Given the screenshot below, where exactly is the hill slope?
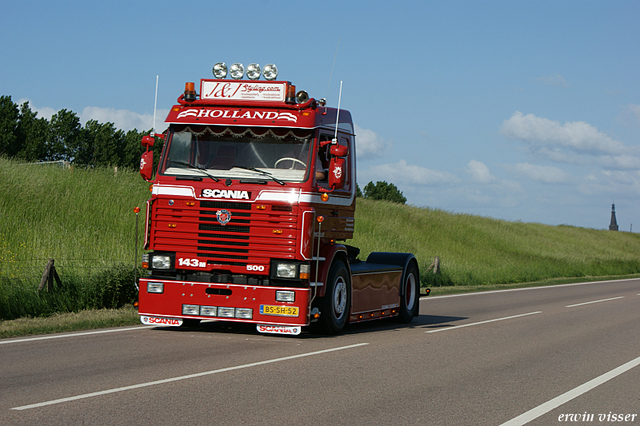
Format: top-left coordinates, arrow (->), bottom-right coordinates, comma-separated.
2,157 -> 640,289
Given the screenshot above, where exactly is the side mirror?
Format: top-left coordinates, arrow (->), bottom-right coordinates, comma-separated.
328,157 -> 346,189
140,150 -> 154,181
141,135 -> 155,148
327,144 -> 348,190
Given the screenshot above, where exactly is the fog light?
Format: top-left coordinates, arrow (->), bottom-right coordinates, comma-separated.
246,63 -> 261,80
200,306 -> 217,317
147,282 -> 164,294
182,304 -> 199,315
263,64 -> 278,80
276,290 -> 295,302
218,307 -> 235,318
230,63 -> 244,79
236,308 -> 253,319
212,62 -> 228,79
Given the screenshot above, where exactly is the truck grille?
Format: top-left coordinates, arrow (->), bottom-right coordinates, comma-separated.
152,199 -> 298,268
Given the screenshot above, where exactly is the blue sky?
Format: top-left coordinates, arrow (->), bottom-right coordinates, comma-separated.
2,0 -> 640,230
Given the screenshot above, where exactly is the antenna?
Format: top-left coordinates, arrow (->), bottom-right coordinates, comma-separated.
152,75 -> 159,134
333,80 -> 343,142
325,36 -> 341,101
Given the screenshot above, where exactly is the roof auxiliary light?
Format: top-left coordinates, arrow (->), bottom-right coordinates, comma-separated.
263,64 -> 278,80
212,62 -> 228,79
230,63 -> 244,80
246,63 -> 261,80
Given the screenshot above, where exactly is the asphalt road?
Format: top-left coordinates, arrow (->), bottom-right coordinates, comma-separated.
1,279 -> 638,426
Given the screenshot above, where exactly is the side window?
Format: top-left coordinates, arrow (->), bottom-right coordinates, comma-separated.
339,136 -> 350,191
315,134 -> 332,184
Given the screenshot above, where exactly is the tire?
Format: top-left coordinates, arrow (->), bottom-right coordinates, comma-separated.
319,260 -> 351,334
399,261 -> 419,323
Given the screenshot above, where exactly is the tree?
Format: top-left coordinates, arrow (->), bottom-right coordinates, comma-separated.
16,102 -> 48,162
47,109 -> 80,161
362,181 -> 407,204
0,96 -> 19,157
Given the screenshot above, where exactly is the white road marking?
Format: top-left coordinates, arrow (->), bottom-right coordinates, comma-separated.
11,343 -> 369,410
422,278 -> 639,300
0,326 -> 150,345
499,354 -> 640,426
565,296 -> 624,308
425,311 -> 542,333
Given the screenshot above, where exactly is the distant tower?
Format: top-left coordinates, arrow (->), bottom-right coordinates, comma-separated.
609,203 -> 619,231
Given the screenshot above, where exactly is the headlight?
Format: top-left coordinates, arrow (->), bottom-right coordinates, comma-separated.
182,304 -> 199,315
276,262 -> 297,279
147,282 -> 164,294
151,254 -> 172,270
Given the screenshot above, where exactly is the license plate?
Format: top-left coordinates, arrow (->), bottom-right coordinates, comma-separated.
260,305 -> 299,317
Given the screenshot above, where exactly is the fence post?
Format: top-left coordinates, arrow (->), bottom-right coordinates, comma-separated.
38,258 -> 62,291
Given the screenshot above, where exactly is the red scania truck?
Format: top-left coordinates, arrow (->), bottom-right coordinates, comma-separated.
137,62 -> 421,335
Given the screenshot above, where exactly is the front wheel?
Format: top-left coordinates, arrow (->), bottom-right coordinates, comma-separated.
399,261 -> 419,323
319,260 -> 351,334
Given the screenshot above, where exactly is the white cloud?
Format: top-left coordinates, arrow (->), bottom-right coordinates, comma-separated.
617,103 -> 640,127
501,111 -> 640,169
504,162 -> 571,184
16,98 -> 166,132
354,124 -> 391,159
465,160 -> 498,184
80,106 -> 168,132
535,73 -> 568,88
359,159 -> 458,186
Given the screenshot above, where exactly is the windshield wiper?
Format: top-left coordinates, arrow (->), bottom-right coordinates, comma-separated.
233,166 -> 286,186
170,161 -> 219,182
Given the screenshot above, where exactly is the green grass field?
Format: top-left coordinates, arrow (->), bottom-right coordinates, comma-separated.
2,156 -> 640,324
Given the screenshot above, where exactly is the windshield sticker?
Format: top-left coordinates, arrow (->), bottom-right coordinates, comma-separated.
176,108 -> 297,123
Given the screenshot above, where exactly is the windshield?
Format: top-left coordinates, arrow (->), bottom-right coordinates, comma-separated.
160,125 -> 313,183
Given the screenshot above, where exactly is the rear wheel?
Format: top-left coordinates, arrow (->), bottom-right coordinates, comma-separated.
399,261 -> 419,323
319,260 -> 350,334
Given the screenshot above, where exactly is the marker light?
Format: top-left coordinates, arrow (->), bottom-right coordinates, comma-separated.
213,62 -> 228,79
246,63 -> 261,80
263,64 -> 278,80
285,84 -> 296,103
184,82 -> 196,102
134,207 -> 140,214
230,63 -> 244,79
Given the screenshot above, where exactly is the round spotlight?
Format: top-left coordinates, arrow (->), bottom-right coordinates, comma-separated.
296,90 -> 309,104
212,62 -> 228,79
246,63 -> 261,80
229,63 -> 244,80
263,64 -> 279,81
